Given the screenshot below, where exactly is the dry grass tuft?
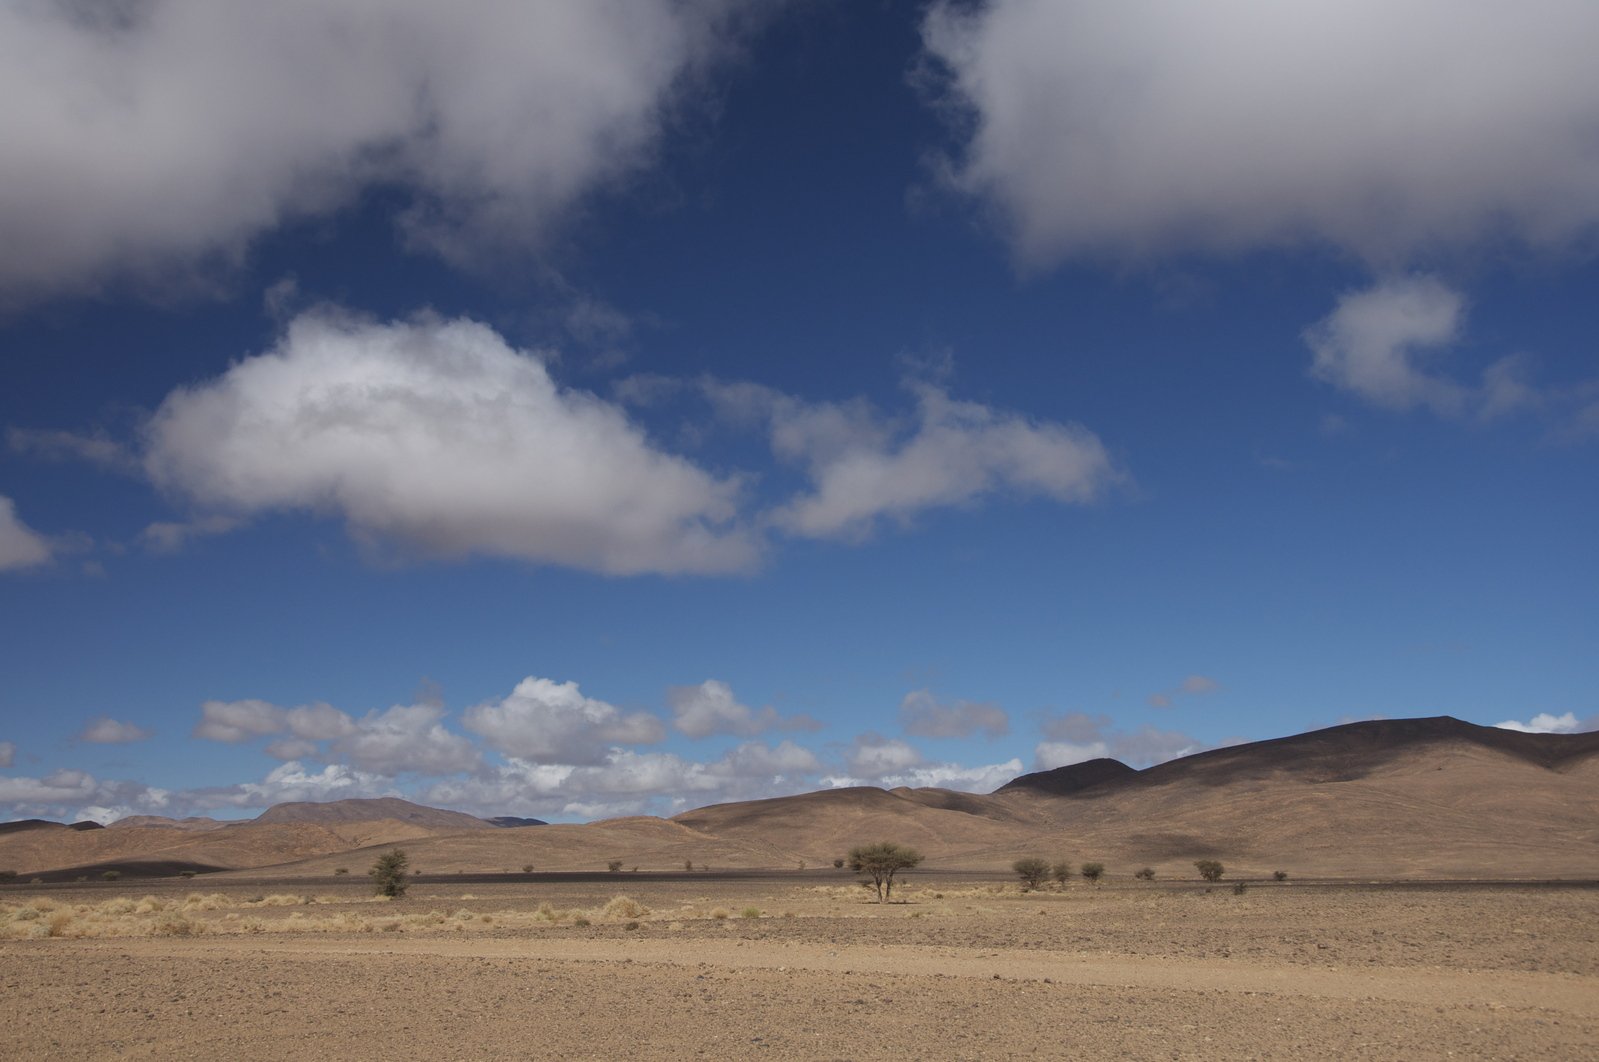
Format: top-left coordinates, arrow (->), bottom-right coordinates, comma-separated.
597,896 -> 650,921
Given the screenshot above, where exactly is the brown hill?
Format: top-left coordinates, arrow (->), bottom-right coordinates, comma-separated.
3,716 -> 1595,880
253,797 -> 492,831
108,815 -> 227,831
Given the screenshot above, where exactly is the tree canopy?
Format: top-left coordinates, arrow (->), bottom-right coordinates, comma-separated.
848,841 -> 924,902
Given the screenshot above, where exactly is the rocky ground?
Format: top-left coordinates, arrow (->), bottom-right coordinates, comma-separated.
3,874 -> 1595,1059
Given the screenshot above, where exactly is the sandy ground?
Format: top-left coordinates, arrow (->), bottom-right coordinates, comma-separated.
3,875 -> 1596,1059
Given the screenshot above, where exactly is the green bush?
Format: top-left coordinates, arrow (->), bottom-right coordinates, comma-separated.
607,860 -> 623,873
334,867 -> 349,876
1134,867 -> 1155,881
1080,862 -> 1105,884
369,849 -> 410,898
1194,859 -> 1224,882
101,869 -> 121,881
179,870 -> 196,879
523,864 -> 535,874
1013,857 -> 1050,891
833,858 -> 844,869
1233,881 -> 1249,895
1273,870 -> 1288,882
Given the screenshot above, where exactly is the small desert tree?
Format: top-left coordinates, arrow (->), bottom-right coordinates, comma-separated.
1080,862 -> 1105,884
1134,867 -> 1155,881
1051,861 -> 1073,886
1013,857 -> 1050,891
848,841 -> 923,903
1273,870 -> 1288,882
370,849 -> 409,898
1194,859 -> 1224,882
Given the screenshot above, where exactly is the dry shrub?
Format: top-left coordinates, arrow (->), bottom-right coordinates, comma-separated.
598,896 -> 649,921
709,907 -> 730,920
152,914 -> 196,937
182,892 -> 230,910
258,894 -> 308,907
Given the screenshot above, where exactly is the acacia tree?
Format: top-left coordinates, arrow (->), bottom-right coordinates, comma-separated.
370,849 -> 409,898
1194,859 -> 1225,882
848,842 -> 923,903
1013,857 -> 1050,891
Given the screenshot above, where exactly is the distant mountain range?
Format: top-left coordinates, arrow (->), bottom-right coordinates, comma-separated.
2,716 -> 1594,881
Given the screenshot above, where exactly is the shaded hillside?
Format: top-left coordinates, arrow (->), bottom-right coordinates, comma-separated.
1119,716 -> 1599,790
0,819 -> 103,837
255,797 -> 492,831
998,757 -> 1136,796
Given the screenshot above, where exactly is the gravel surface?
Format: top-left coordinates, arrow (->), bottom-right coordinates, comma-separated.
4,877 -> 1595,1059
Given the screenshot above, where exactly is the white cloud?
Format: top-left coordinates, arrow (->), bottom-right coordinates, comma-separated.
193,695 -> 473,776
715,380 -> 1118,539
923,1 -> 1599,266
879,759 -> 1023,793
0,740 -> 14,768
142,309 -> 756,575
898,689 -> 1008,739
77,717 -> 153,745
845,733 -> 925,778
0,768 -> 170,823
337,703 -> 480,777
193,699 -> 288,743
0,496 -> 53,571
1035,711 -> 1203,769
463,677 -> 664,765
1033,740 -> 1111,771
1494,712 -> 1582,735
264,738 -> 319,762
1305,276 -> 1469,414
1113,724 -> 1205,766
237,762 -> 390,807
667,679 -> 817,738
1304,277 -> 1599,429
422,739 -> 824,820
0,0 -> 755,304
284,703 -> 359,742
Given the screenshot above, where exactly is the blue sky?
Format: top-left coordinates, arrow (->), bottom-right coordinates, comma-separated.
1,1 -> 1594,824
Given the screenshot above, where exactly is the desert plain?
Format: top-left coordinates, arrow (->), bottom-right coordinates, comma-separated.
4,872 -> 1597,1060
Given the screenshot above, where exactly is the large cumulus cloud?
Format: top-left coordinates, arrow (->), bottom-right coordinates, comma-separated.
0,0 -> 754,303
923,1 -> 1599,265
142,310 -> 757,575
